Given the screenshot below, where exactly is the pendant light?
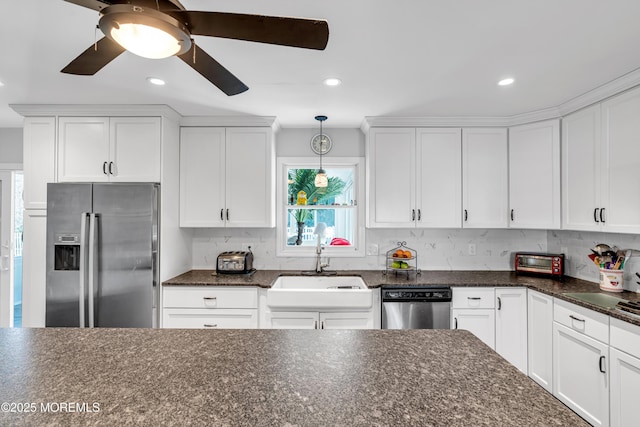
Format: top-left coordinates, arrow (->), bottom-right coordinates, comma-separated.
314,115 -> 328,188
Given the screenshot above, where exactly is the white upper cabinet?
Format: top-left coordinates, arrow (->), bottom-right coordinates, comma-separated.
179,127 -> 226,227
367,128 -> 416,227
23,116 -> 56,210
563,86 -> 640,233
600,87 -> 640,233
179,127 -> 275,228
508,120 -> 560,229
462,128 -> 509,228
416,128 -> 462,228
225,128 -> 275,228
367,127 -> 461,228
57,117 -> 161,183
562,104 -> 603,231
109,117 -> 162,182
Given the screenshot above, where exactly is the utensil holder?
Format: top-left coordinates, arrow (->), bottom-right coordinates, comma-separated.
599,268 -> 624,292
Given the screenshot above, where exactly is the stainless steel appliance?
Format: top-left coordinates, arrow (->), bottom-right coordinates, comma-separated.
46,183 -> 159,328
216,250 -> 254,274
515,252 -> 564,278
381,286 -> 452,329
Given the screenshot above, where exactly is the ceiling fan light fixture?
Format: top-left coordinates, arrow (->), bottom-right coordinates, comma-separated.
99,5 -> 192,59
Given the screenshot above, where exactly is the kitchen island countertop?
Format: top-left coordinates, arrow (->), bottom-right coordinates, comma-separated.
0,328 -> 587,426
164,269 -> 640,326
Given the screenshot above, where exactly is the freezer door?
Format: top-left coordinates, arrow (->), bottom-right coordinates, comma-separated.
46,183 -> 92,327
92,184 -> 158,327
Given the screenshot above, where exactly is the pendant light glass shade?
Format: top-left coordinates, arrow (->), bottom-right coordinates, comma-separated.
314,115 -> 328,188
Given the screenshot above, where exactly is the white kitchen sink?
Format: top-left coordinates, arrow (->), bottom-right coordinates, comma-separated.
267,275 -> 373,309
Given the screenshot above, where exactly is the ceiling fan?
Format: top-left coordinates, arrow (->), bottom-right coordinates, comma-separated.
61,0 -> 330,95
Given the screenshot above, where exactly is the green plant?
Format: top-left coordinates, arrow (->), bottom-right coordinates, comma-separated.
288,168 -> 346,224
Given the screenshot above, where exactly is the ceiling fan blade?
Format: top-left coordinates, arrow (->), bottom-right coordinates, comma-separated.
172,11 -> 329,50
177,44 -> 248,96
61,37 -> 126,75
63,0 -> 114,11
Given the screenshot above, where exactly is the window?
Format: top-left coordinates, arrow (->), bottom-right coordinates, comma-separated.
276,157 -> 365,257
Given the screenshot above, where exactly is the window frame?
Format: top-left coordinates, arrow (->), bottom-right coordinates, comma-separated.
276,157 -> 365,257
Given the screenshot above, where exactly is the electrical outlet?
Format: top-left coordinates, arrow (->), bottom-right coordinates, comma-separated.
366,244 -> 379,256
242,243 -> 254,252
468,243 -> 476,256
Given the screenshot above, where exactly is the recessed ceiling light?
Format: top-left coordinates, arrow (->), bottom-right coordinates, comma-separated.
146,77 -> 166,86
498,78 -> 515,86
323,77 -> 341,87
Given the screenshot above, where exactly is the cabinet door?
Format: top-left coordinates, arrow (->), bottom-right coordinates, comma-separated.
452,308 -> 495,349
561,104 -> 601,231
527,290 -> 553,392
610,347 -> 640,427
58,117 -> 110,182
109,117 -> 161,182
462,128 -> 508,228
509,120 -> 560,229
416,128 -> 461,228
225,128 -> 274,227
495,288 -> 527,373
601,86 -> 640,233
21,210 -> 47,327
265,311 -> 318,329
367,128 -> 416,227
23,117 -> 56,210
179,127 -> 225,227
320,311 -> 373,329
553,322 -> 609,427
162,308 -> 258,329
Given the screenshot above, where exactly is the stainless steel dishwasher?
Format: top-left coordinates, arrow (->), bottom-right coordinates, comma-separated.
381,286 -> 452,329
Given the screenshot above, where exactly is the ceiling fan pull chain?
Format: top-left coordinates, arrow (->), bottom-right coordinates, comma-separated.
192,40 -> 196,63
155,0 -> 159,10
94,25 -> 99,51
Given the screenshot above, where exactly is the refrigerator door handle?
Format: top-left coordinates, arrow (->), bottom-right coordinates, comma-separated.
79,213 -> 89,328
88,213 -> 97,328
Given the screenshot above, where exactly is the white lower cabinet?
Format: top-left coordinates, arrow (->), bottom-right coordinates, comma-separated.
609,317 -> 640,427
452,308 -> 495,348
495,287 -> 528,373
527,290 -> 553,392
451,287 -> 496,349
265,310 -> 374,330
162,286 -> 258,329
553,298 -> 609,427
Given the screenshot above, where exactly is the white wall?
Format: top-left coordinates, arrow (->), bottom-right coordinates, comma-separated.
0,128 -> 23,165
547,230 -> 640,291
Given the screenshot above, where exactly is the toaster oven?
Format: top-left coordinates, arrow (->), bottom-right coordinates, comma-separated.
515,252 -> 564,278
216,250 -> 254,274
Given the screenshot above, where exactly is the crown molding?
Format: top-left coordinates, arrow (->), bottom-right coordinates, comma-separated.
362,67 -> 640,131
180,115 -> 280,132
9,104 -> 182,121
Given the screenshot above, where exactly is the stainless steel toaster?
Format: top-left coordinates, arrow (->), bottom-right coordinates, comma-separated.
216,250 -> 254,274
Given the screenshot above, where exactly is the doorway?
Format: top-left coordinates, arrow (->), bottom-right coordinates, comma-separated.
0,170 -> 22,328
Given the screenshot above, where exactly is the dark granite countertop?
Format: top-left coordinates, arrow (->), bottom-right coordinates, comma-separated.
164,269 -> 640,326
0,328 -> 586,426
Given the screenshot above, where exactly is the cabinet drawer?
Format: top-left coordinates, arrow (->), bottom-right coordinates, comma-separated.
163,308 -> 258,329
611,317 -> 640,357
163,286 -> 258,309
553,297 -> 609,343
452,287 -> 495,309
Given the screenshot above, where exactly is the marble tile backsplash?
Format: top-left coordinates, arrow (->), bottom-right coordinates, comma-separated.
191,228 -> 548,272
547,230 -> 640,292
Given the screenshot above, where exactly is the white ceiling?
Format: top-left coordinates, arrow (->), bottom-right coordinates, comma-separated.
2,0 -> 640,128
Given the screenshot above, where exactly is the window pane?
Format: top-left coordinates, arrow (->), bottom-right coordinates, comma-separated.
286,208 -> 355,247
287,167 -> 354,206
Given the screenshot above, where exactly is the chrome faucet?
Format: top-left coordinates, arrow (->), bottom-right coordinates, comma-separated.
315,241 -> 330,273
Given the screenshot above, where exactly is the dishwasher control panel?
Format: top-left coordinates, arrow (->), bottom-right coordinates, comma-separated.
381,286 -> 452,302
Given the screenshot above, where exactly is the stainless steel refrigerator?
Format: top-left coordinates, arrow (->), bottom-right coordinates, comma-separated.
46,183 -> 159,328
